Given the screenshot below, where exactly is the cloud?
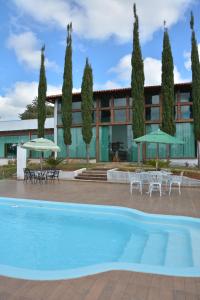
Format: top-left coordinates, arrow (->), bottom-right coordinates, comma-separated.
184,43 -> 200,70
109,54 -> 189,86
12,0 -> 193,42
94,80 -> 123,90
0,81 -> 61,120
7,31 -> 59,70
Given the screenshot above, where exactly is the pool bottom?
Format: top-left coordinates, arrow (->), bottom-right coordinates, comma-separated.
0,197 -> 200,280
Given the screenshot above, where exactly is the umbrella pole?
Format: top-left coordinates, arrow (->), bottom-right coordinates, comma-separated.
40,153 -> 43,170
137,143 -> 141,165
156,143 -> 159,170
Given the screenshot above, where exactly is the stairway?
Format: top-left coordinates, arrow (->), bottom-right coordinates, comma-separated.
119,230 -> 193,268
75,169 -> 108,181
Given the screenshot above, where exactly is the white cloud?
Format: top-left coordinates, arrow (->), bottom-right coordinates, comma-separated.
94,80 -> 123,90
184,43 -> 200,70
12,0 -> 193,42
109,54 -> 189,86
0,81 -> 61,120
7,31 -> 58,70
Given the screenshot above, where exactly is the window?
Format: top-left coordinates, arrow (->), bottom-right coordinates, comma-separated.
5,143 -> 17,158
100,110 -> 111,122
100,97 -> 110,108
145,94 -> 159,104
92,111 -> 96,123
179,92 -> 191,102
114,109 -> 126,122
72,101 -> 81,109
114,98 -> 126,107
180,106 -> 193,119
145,107 -> 160,121
72,112 -> 82,124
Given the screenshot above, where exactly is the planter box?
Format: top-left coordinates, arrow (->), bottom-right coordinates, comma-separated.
59,168 -> 86,180
107,169 -> 200,187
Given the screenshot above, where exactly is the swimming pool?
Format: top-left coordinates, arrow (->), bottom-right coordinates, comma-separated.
0,197 -> 200,280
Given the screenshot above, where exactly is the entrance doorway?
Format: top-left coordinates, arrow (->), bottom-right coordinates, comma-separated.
110,125 -> 128,161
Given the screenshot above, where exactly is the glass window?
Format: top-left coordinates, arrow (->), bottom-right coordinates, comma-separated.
180,92 -> 191,102
100,97 -> 110,108
72,112 -> 82,124
180,106 -> 193,119
5,143 -> 17,158
72,101 -> 81,109
145,107 -> 160,121
145,94 -> 159,104
114,109 -> 126,122
92,111 -> 96,123
100,110 -> 111,122
114,98 -> 126,107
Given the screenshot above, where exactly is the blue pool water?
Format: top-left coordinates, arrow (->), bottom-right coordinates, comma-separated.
0,197 -> 200,280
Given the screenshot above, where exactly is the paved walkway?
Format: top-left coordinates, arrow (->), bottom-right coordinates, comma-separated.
0,179 -> 200,300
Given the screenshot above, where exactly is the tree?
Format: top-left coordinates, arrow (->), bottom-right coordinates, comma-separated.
81,58 -> 93,162
190,12 -> 200,167
37,45 -> 47,138
61,23 -> 73,159
19,98 -> 53,120
161,22 -> 175,160
161,22 -> 175,136
131,4 -> 145,162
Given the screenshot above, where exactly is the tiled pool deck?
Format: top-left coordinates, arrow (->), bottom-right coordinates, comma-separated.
0,179 -> 200,300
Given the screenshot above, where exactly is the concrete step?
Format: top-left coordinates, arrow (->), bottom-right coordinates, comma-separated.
75,169 -> 107,181
75,175 -> 107,181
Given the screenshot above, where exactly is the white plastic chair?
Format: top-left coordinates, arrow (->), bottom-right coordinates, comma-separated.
168,172 -> 184,195
128,171 -> 142,194
148,173 -> 163,197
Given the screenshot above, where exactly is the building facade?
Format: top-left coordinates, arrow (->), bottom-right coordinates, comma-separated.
47,82 -> 196,162
0,118 -> 54,163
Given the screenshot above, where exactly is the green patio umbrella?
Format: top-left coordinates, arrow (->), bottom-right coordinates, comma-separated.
21,138 -> 60,170
134,129 -> 184,169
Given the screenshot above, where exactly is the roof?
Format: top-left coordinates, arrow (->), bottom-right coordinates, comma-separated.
46,82 -> 192,103
0,118 -> 54,132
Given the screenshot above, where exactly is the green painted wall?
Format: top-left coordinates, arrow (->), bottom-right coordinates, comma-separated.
57,127 -> 96,158
0,134 -> 54,159
145,123 -> 195,159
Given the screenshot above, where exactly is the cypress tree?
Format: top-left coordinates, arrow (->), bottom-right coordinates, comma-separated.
190,12 -> 200,167
37,45 -> 47,138
161,23 -> 175,136
61,23 -> 73,159
131,4 -> 145,163
81,58 -> 93,163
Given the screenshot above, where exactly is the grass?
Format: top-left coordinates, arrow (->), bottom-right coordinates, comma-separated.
0,164 -> 16,179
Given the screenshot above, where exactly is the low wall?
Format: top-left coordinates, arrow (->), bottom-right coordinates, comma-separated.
107,169 -> 200,187
59,168 -> 86,180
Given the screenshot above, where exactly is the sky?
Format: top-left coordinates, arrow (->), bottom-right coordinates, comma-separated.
0,0 -> 200,120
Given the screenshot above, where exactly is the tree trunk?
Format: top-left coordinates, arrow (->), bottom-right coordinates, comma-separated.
198,140 -> 200,168
66,145 -> 70,161
86,144 -> 90,163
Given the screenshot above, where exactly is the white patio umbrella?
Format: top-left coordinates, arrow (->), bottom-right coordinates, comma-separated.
21,138 -> 60,170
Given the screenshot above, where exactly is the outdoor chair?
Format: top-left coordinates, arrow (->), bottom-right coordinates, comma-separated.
168,171 -> 184,196
148,173 -> 163,197
128,171 -> 142,194
35,170 -> 47,184
46,169 -> 60,182
23,168 -> 36,183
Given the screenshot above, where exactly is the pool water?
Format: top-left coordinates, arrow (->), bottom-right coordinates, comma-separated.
0,197 -> 200,280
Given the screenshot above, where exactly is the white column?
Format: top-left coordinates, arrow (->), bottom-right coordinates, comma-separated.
17,145 -> 27,180
54,99 -> 58,158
